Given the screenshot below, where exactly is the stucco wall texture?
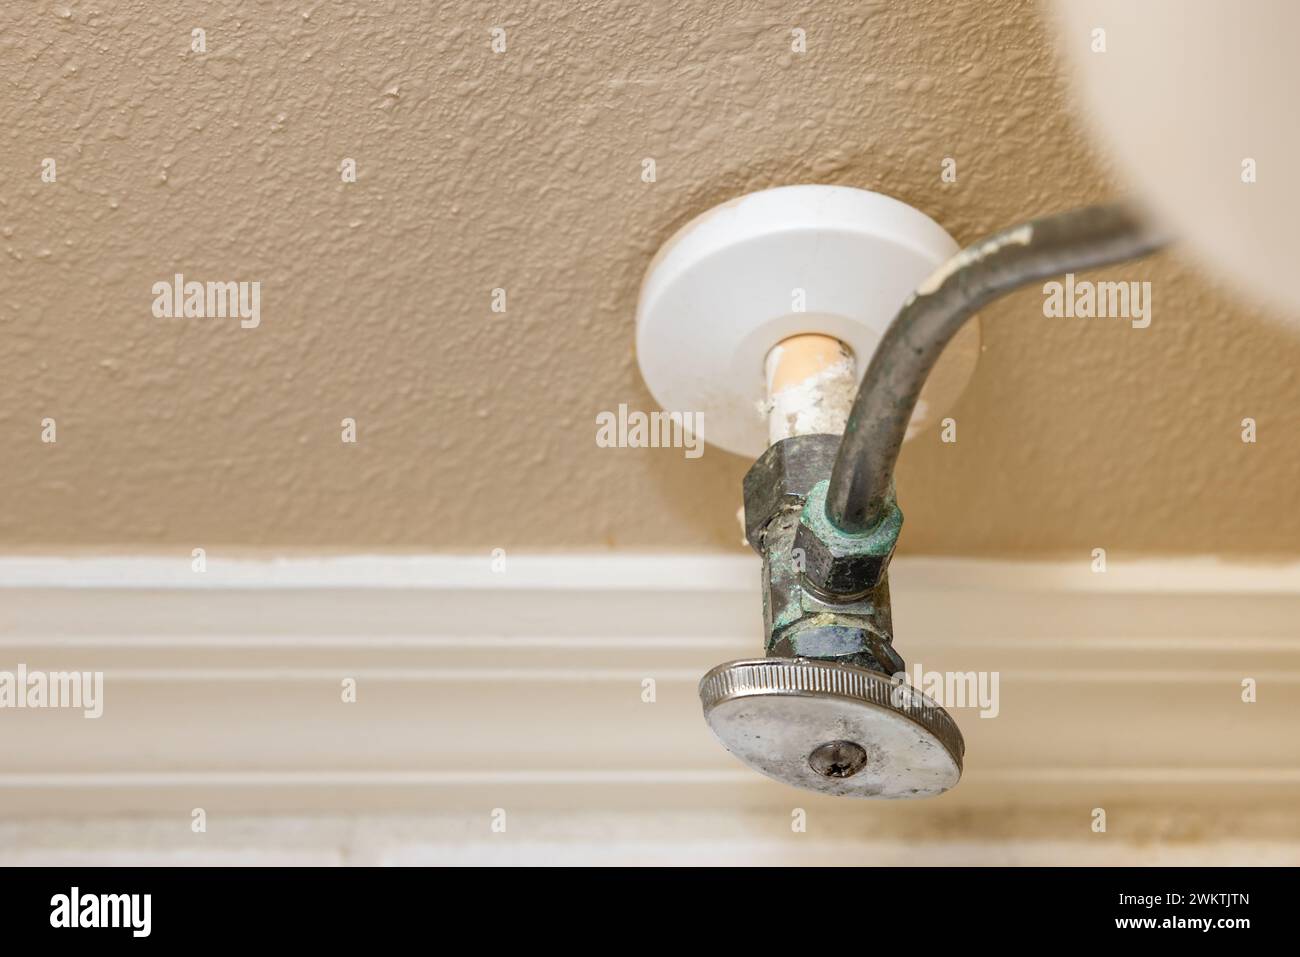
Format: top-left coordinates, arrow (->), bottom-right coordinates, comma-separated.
2,1 -> 1298,555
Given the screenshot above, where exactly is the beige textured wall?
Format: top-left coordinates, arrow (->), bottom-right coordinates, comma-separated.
2,0 -> 1297,554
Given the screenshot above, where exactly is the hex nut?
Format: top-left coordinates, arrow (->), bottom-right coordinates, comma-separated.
741,434 -> 840,553
760,509 -> 901,674
795,479 -> 902,598
770,618 -> 905,676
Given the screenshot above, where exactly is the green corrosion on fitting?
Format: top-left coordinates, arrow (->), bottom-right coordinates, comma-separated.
795,479 -> 903,600
759,501 -> 903,675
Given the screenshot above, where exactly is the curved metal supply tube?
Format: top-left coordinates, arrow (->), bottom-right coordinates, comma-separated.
825,204 -> 1172,535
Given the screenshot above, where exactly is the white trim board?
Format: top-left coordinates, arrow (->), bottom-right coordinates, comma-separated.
2,552 -> 1300,592
0,553 -> 1297,817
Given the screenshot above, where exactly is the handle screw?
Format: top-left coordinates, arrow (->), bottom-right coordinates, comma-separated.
809,740 -> 868,778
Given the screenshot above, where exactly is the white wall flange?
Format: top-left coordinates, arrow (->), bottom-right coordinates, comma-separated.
636,184 -> 980,458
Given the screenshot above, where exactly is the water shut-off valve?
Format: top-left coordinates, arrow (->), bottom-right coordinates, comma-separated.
636,185 -> 1166,798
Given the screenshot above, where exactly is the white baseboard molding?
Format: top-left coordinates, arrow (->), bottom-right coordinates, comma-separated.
1,553 -> 1298,817
6,809 -> 1300,866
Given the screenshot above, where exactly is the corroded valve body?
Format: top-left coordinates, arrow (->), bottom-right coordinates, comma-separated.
700,431 -> 965,799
